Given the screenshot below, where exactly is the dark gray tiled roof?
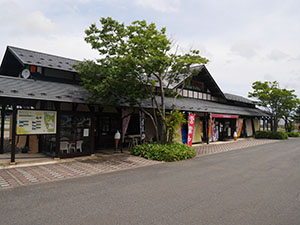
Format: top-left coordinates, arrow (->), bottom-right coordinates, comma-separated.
0,75 -> 267,117
224,93 -> 253,104
0,75 -> 89,103
141,96 -> 268,117
8,46 -> 79,73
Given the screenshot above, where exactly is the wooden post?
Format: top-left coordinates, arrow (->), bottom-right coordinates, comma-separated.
11,105 -> 17,163
251,118 -> 255,136
90,105 -> 95,155
270,117 -> 273,131
0,105 -> 5,154
54,102 -> 61,158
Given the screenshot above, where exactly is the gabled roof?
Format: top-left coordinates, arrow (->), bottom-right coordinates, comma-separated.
3,46 -> 79,73
171,65 -> 225,99
0,75 -> 268,117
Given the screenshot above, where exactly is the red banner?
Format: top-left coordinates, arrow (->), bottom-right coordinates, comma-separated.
211,114 -> 239,119
188,114 -> 195,146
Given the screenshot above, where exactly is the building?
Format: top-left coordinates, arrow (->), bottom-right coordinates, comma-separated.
0,46 -> 269,162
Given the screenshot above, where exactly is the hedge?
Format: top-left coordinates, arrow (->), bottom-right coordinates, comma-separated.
287,132 -> 300,137
129,143 -> 196,162
255,131 -> 288,139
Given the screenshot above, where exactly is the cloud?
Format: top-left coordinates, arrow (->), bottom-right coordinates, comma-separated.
230,40 -> 261,59
267,49 -> 289,61
134,0 -> 181,12
14,11 -> 59,35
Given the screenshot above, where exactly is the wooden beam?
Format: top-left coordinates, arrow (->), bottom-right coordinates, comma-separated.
54,102 -> 61,158
251,118 -> 255,136
90,106 -> 95,155
11,104 -> 17,163
0,105 -> 5,154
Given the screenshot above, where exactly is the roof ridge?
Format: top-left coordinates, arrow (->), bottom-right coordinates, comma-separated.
8,46 -> 81,62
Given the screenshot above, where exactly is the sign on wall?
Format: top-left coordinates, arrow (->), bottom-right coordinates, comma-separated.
17,110 -> 57,135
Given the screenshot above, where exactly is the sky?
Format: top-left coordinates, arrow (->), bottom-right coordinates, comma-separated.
1,0 -> 300,98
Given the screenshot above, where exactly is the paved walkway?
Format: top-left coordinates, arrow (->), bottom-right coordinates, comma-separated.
0,139 -> 280,190
0,155 -> 161,189
194,138 -> 279,157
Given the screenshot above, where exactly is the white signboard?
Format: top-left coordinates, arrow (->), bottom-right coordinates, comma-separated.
17,110 -> 57,135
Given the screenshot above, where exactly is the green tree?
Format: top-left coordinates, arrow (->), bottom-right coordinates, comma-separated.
248,81 -> 299,131
293,105 -> 300,122
75,17 -> 208,144
280,89 -> 299,132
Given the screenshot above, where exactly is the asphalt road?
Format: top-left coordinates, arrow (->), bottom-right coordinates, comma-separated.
1,139 -> 300,225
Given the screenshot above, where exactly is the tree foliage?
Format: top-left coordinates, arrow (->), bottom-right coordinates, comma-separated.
75,17 -> 208,143
248,81 -> 299,131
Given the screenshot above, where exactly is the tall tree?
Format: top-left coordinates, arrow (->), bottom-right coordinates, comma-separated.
280,89 -> 299,132
293,105 -> 300,122
75,17 -> 208,144
248,81 -> 299,131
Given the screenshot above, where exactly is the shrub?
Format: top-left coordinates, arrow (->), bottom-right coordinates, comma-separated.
255,131 -> 271,139
287,132 -> 300,137
255,130 -> 288,139
269,131 -> 288,139
129,143 -> 196,162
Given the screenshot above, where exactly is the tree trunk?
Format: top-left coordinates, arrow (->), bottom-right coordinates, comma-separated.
273,118 -> 278,131
284,118 -> 288,132
161,122 -> 167,144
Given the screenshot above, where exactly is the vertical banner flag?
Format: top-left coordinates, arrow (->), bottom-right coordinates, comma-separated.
122,109 -> 131,143
208,114 -> 212,138
188,113 -> 195,146
236,119 -> 243,137
139,111 -> 146,143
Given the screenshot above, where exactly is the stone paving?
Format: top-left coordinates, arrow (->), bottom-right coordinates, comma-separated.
0,139 -> 280,190
0,155 -> 161,189
194,138 -> 279,157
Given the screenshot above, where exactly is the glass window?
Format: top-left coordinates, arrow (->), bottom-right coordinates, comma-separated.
198,92 -> 203,99
207,94 -> 211,100
60,113 -> 91,155
193,91 -> 198,98
183,89 -> 188,97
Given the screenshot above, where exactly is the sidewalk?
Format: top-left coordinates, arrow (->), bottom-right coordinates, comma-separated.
0,154 -> 161,189
194,138 -> 279,157
0,138 -> 279,189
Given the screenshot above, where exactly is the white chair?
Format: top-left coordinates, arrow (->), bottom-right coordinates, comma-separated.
60,141 -> 69,153
76,140 -> 83,152
128,136 -> 139,148
69,140 -> 83,152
